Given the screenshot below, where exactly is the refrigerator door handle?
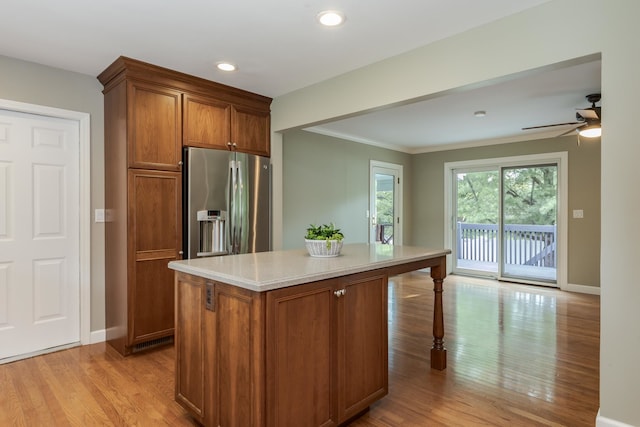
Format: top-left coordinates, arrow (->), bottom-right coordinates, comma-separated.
237,159 -> 244,253
228,158 -> 236,254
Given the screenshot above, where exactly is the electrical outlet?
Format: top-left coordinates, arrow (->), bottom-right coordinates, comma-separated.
573,209 -> 584,219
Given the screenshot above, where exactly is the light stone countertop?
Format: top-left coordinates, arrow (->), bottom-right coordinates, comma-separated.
168,243 -> 450,292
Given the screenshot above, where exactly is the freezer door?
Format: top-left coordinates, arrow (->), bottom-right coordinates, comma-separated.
184,147 -> 231,259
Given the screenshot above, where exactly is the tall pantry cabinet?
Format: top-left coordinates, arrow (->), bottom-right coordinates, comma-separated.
98,57 -> 271,356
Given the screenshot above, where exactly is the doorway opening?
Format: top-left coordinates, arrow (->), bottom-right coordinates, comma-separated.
369,161 -> 403,245
445,153 -> 567,288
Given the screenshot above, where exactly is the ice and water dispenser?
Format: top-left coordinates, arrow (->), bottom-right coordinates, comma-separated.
197,210 -> 227,257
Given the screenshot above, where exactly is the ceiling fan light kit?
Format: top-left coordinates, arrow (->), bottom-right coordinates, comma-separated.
578,124 -> 602,138
522,93 -> 601,141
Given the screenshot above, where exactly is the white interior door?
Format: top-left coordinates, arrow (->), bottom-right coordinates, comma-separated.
369,161 -> 403,245
0,109 -> 80,361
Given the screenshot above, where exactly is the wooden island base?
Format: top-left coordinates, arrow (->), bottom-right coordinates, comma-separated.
170,245 -> 449,426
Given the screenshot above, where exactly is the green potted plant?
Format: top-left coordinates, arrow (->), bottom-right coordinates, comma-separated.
304,223 -> 344,257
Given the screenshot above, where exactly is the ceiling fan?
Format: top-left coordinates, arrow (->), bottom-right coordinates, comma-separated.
522,93 -> 601,138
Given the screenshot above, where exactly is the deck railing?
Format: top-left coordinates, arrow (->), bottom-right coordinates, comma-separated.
457,222 -> 556,267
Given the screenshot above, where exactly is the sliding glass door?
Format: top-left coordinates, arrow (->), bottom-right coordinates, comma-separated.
501,165 -> 557,283
454,169 -> 499,276
453,162 -> 559,286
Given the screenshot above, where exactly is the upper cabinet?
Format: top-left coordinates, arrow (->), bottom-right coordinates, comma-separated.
99,56 -> 272,162
128,80 -> 183,170
231,104 -> 271,157
183,94 -> 271,157
183,93 -> 231,151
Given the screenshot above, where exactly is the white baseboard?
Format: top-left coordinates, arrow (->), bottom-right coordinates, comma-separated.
90,329 -> 106,344
565,283 -> 601,295
596,409 -> 634,427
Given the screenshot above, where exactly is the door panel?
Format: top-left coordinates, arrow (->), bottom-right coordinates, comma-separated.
183,94 -> 231,150
0,110 -> 80,360
453,169 -> 499,276
128,80 -> 182,170
128,169 -> 181,343
337,271 -> 388,421
231,105 -> 270,157
369,162 -> 403,245
266,280 -> 336,427
501,165 -> 558,283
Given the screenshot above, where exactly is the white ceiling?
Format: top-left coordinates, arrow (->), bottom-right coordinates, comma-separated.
1,0 -> 600,151
307,59 -> 602,152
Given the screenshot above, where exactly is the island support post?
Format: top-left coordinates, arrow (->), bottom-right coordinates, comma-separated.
429,257 -> 447,370
389,254 -> 447,370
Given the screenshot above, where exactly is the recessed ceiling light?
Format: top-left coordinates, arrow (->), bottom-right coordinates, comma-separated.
317,10 -> 345,27
216,62 -> 237,72
474,110 -> 487,117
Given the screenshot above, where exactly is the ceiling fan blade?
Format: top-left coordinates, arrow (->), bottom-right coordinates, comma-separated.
577,109 -> 599,120
522,121 -> 581,131
556,123 -> 586,137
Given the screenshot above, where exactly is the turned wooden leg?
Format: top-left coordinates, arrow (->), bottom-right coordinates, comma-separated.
430,258 -> 447,370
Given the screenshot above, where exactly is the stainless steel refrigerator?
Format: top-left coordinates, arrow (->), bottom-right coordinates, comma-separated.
183,147 -> 271,259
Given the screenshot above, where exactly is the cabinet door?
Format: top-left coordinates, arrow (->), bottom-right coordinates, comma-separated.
336,271 -> 388,422
175,274 -> 206,423
231,104 -> 270,157
128,169 -> 182,343
128,80 -> 182,170
211,283 -> 265,427
266,280 -> 338,427
183,94 -> 231,149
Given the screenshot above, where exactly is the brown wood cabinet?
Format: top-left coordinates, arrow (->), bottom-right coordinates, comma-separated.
129,170 -> 181,344
175,273 -> 206,423
183,94 -> 230,151
175,274 -> 265,427
128,80 -> 182,170
98,56 -> 272,356
336,271 -> 388,421
266,279 -> 338,426
174,269 -> 388,427
230,104 -> 271,156
183,94 -> 271,157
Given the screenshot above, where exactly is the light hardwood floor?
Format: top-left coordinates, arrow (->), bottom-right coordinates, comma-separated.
0,273 -> 599,426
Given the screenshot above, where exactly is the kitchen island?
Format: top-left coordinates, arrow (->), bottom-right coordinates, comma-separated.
168,243 -> 450,427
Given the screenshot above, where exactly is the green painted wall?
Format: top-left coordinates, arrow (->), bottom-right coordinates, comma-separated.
282,130 -> 412,249
284,128 -> 601,288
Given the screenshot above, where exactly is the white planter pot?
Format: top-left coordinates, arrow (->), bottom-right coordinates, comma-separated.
304,239 -> 343,257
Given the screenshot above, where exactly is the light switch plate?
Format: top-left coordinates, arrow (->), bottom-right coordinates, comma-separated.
573,209 -> 584,219
95,208 -> 106,222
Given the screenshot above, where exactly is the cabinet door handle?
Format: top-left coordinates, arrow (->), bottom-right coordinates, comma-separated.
178,161 -> 183,166
334,289 -> 346,298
